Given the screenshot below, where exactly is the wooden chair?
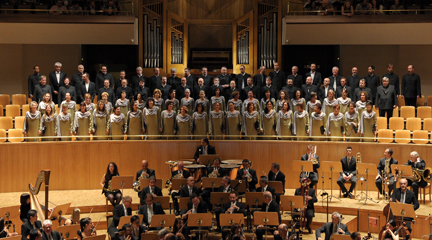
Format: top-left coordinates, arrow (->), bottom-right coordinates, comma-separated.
0,105 -> 3,117
8,129 -> 24,142
0,117 -> 13,131
406,117 -> 421,132
419,183 -> 431,204
412,130 -> 428,144
21,105 -> 30,116
392,106 -> 399,117
339,181 -> 357,198
389,117 -> 404,131
6,105 -> 20,119
376,117 -> 387,130
12,94 -> 27,107
76,104 -> 81,111
394,130 -> 411,144
397,95 -> 405,107
377,129 -> 393,143
427,95 -> 432,107
14,116 -> 25,130
0,129 -> 6,143
0,94 -> 10,107
400,106 -> 415,119
423,118 -> 432,132
373,105 -> 379,116
55,104 -> 60,115
417,106 -> 432,119
416,95 -> 425,107
28,98 -> 32,105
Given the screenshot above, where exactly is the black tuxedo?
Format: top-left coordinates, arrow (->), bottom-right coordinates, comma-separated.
114,79 -> 130,95
405,159 -> 428,198
131,75 -> 147,91
337,156 -> 357,194
305,71 -> 322,87
185,74 -> 196,89
77,81 -> 96,103
318,86 -> 334,103
49,71 -> 66,104
206,167 -> 227,178
236,73 -> 251,90
301,84 -> 319,102
376,85 -> 397,120
156,83 -> 172,100
353,87 -> 372,103
346,75 -> 362,96
256,200 -> 281,240
261,85 -> 278,100
42,230 -> 62,240
282,85 -> 298,101
401,73 -> 421,107
194,145 -> 216,162
329,75 -> 342,89
138,202 -> 165,226
336,85 -> 352,99
197,74 -> 213,87
33,84 -> 53,103
180,185 -> 202,198
71,72 -> 84,87
315,222 -> 350,240
364,74 -> 380,104
58,85 -> 77,104
134,86 -> 150,101
167,76 -> 181,89
288,74 -> 303,89
382,72 -> 400,95
294,187 -> 317,230
193,85 -> 209,100
300,154 -> 320,187
108,204 -> 132,239
95,72 -> 114,90
98,87 -> 115,105
28,73 -> 41,97
140,186 -> 163,205
217,74 -> 233,87
253,73 -> 267,89
147,75 -> 162,95
376,157 -> 398,196
21,220 -> 42,240
115,86 -> 134,101
269,70 -> 286,91
236,168 -> 258,192
243,85 -> 261,101
176,84 -> 192,100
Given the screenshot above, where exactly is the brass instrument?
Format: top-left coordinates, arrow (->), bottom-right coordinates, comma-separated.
133,170 -> 149,192
208,169 -> 218,178
245,170 -> 252,182
300,178 -> 311,230
165,161 -> 184,191
407,167 -> 432,183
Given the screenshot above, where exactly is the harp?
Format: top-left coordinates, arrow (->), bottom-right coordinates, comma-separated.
29,169 -> 51,220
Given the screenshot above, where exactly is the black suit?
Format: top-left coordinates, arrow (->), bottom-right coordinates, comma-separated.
131,75 -> 147,91
353,87 -> 372,103
288,74 -> 303,89
382,72 -> 400,95
226,87 -> 240,101
236,73 -> 251,91
138,202 -> 165,226
261,85 -> 278,100
243,85 -> 261,101
135,169 -> 156,181
156,83 -> 171,100
364,74 -> 380,104
95,72 -> 114,90
170,170 -> 191,212
98,87 -> 115,105
405,159 -> 428,199
282,86 -> 298,101
49,71 -> 66,104
216,201 -> 245,228
194,145 -> 216,162
176,84 -> 192,100
71,72 -> 84,87
28,73 -> 41,97
376,85 -> 397,123
147,76 -> 162,95
77,81 -> 96,103
108,204 -> 132,240
375,157 -> 398,196
336,85 -> 352,99
401,73 -> 421,107
256,185 -> 275,197
206,167 -> 227,178
33,85 -> 53,103
236,168 -> 258,192
315,222 -> 350,240
256,200 -> 281,240
140,186 -> 163,205
21,220 -> 42,240
300,154 -> 320,187
391,188 -> 419,231
197,74 -> 213,87
217,74 -> 233,87
269,70 -> 286,91
115,86 -> 134,101
134,86 -> 150,101
305,71 -> 322,87
329,75 -> 342,89
318,86 -> 334,103
167,76 -> 181,90
337,156 -> 357,194
185,75 -> 195,89
193,85 -> 209,100
42,230 -> 62,240
294,187 -> 317,230
267,170 -> 286,204
346,75 -> 362,96
185,201 -> 208,215
180,185 -> 202,198
301,84 -> 319,102
253,73 -> 267,89
58,85 -> 77,104
114,79 -> 130,95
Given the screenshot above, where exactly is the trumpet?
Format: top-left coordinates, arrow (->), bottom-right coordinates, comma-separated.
208,169 -> 218,178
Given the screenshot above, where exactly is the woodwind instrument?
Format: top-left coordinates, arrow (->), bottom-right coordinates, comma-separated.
300,177 -> 311,230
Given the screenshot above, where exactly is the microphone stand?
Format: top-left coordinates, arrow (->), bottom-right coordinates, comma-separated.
320,191 -> 329,222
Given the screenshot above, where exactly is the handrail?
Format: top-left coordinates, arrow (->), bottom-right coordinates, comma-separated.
0,8 -> 133,15
287,8 -> 432,15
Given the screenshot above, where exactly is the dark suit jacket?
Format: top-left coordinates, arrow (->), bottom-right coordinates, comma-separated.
401,73 -> 421,98
282,86 -> 298,101
185,75 -> 196,89
253,73 -> 267,89
243,85 -> 261,101
226,88 -> 240,101
197,74 -> 213,87
364,74 -> 380,101
194,145 -> 216,161
375,85 -> 397,110
186,201 -> 207,214
33,84 -> 53,103
172,169 -> 191,179
353,87 -> 372,103
138,203 -> 165,226
256,185 -> 276,197
391,188 -> 419,210
136,169 -> 156,181
222,201 -> 245,215
217,74 -> 233,86
114,79 -> 130,94
329,75 -> 342,89
217,185 -> 233,193
261,85 -> 278,100
21,220 -> 42,240
405,159 -> 427,188
269,70 -> 286,91
95,72 -> 114,90
131,75 -> 147,91
140,186 -> 163,205
305,71 -> 322,87
377,157 -> 398,177
210,85 -> 225,98
382,72 -> 400,95
179,185 -> 202,197
301,154 -> 320,173
71,72 -> 83,87
42,230 -> 62,240
294,187 -> 318,217
156,83 -> 172,100
167,76 -> 181,89
288,74 -> 303,89
336,85 -> 352,99
147,76 -> 162,95
318,86 -> 334,103
267,171 -> 286,193
260,200 -> 281,224
77,81 -> 96,103
340,156 -> 357,177
134,86 -> 150,101
111,204 -> 132,228
193,85 -> 209,100
206,167 -> 227,178
98,87 -> 115,105
58,85 -> 77,103
28,73 -> 41,97
236,168 -> 258,191
176,84 -> 192,100
315,222 -> 350,240
301,84 -> 319,102
236,73 -> 252,90
49,71 -> 66,103
346,75 -> 362,96
115,86 -> 134,101
120,236 -> 138,240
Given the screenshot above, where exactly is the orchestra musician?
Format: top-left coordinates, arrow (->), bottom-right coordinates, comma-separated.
236,159 -> 258,192
29,229 -> 42,240
300,145 -> 320,188
107,196 -> 132,240
178,177 -> 202,215
171,161 -> 191,215
41,220 -> 61,240
294,178 -> 317,234
256,176 -> 276,203
381,220 -> 398,240
316,212 -> 350,240
267,163 -> 286,204
194,137 -> 216,164
0,218 -> 17,238
273,224 -> 295,240
140,176 -> 163,206
77,217 -> 96,240
215,191 -> 245,233
375,148 -> 398,198
135,160 -> 156,197
390,178 -> 419,233
255,191 -> 281,240
173,218 -> 188,240
404,151 -> 428,200
130,215 -> 147,239
350,232 -> 361,240
21,210 -> 42,240
138,193 -> 165,230
119,224 -> 137,240
201,174 -> 231,210
336,146 -> 357,199
182,193 -> 208,235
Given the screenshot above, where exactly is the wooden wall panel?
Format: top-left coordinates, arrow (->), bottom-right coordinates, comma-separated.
1,140 -> 431,193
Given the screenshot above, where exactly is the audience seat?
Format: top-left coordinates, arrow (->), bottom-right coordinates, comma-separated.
12,94 -> 27,107
412,130 -> 428,144
0,105 -> 3,117
397,95 -> 405,107
0,117 -> 13,131
373,105 -> 379,116
393,106 -> 399,117
21,105 -> 29,116
14,116 -> 25,130
400,106 -> 415,119
28,98 -> 32,105
427,95 -> 432,107
377,129 -> 393,143
416,95 -> 425,107
0,129 -> 5,143
8,129 -> 24,142
394,130 -> 411,144
76,104 -> 81,111
6,105 -> 20,119
406,117 -> 421,132
423,118 -> 432,132
376,117 -> 387,130
0,94 -> 10,107
55,105 -> 60,115
389,117 -> 404,131
417,106 -> 431,119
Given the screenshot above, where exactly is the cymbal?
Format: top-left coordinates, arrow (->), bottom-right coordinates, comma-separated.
222,160 -> 243,165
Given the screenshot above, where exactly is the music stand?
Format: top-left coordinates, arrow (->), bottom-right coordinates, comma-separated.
321,161 -> 342,202
6,236 -> 21,240
57,224 -> 80,239
391,165 -> 413,179
117,216 -> 132,230
0,205 -> 20,230
188,213 -> 213,240
140,178 -> 163,189
178,198 -> 189,211
253,212 -> 279,240
171,178 -> 188,191
357,163 -> 379,205
246,192 -> 264,231
153,196 -> 170,213
83,235 -> 106,240
210,192 -> 230,212
49,203 -> 71,226
292,160 -> 314,181
268,181 -> 284,194
220,213 -> 244,234
111,176 -> 134,200
149,214 -> 176,229
280,196 -> 304,231
330,235 -> 352,240
201,177 -> 221,192
199,155 -> 219,166
230,180 -> 247,193
390,202 -> 416,223
141,232 -> 159,240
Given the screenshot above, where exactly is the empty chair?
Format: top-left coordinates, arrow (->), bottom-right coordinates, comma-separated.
406,117 -> 421,132
394,130 -> 411,144
21,104 -> 30,116
412,130 -> 428,144
377,129 -> 393,143
6,105 -> 20,119
376,117 -> 387,130
427,96 -> 432,107
416,95 -> 425,107
417,106 -> 431,119
0,129 -> 5,143
0,94 -> 10,107
55,104 -> 60,115
389,117 -> 404,131
0,105 -> 3,117
392,106 -> 399,117
0,117 -> 13,131
424,118 -> 432,132
76,104 -> 81,111
12,94 -> 27,107
400,106 -> 415,119
14,116 -> 25,129
397,95 -> 405,107
8,129 -> 24,142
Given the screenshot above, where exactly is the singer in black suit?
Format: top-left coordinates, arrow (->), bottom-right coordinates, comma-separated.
288,66 -> 303,89
305,64 -> 322,87
404,151 -> 428,199
194,137 -> 216,163
375,77 -> 397,125
300,145 -> 320,188
236,159 -> 258,192
95,66 -> 114,90
390,178 -> 419,232
77,73 -> 96,103
255,191 -> 281,240
236,66 -> 252,91
197,67 -> 213,87
108,196 -> 133,240
294,182 -> 318,234
316,212 -> 350,240
131,67 -> 147,91
302,77 -> 319,102
41,221 -> 62,240
401,65 -> 421,107
269,62 -> 286,91
58,78 -> 77,103
21,210 -> 42,240
28,66 -> 41,99
375,148 -> 398,197
49,64 -> 67,104
336,147 -> 357,198
253,67 -> 267,89
33,76 -> 52,103
138,193 -> 166,227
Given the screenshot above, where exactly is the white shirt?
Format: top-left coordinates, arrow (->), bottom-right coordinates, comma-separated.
56,72 -> 61,84
223,185 -> 230,193
332,76 -> 337,89
262,185 -> 267,192
400,191 -> 406,203
85,82 -> 89,92
188,186 -> 193,196
310,71 -> 315,81
122,204 -> 128,216
147,204 -> 153,224
265,200 -> 272,212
